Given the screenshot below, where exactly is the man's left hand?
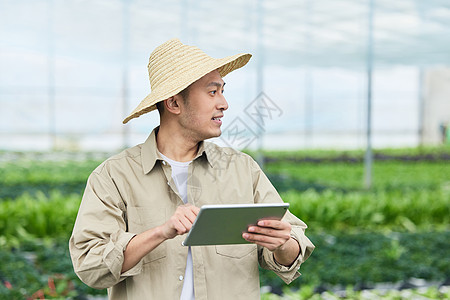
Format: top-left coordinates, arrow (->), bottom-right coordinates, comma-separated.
242,219 -> 291,251
242,219 -> 300,267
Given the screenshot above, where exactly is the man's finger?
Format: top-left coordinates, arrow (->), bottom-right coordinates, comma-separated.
184,206 -> 199,222
174,205 -> 199,221
242,232 -> 288,252
191,205 -> 200,215
257,219 -> 290,230
173,218 -> 191,235
248,226 -> 276,237
179,215 -> 195,231
242,233 -> 279,249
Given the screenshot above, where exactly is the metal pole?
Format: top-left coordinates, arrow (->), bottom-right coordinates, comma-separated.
418,68 -> 425,146
47,0 -> 56,149
256,0 -> 265,168
122,0 -> 131,149
304,70 -> 313,147
180,0 -> 188,40
304,0 -> 313,148
364,0 -> 374,189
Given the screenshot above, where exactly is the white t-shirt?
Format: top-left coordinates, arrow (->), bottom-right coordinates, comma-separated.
159,153 -> 194,300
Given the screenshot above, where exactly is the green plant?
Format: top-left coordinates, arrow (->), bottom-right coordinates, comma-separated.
260,231 -> 450,291
0,159 -> 100,199
282,187 -> 449,232
266,160 -> 449,192
0,239 -> 107,299
0,192 -> 80,247
1,148 -> 449,299
262,285 -> 450,299
29,274 -> 78,299
0,249 -> 44,299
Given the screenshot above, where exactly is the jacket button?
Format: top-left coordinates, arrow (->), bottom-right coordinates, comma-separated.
179,275 -> 184,281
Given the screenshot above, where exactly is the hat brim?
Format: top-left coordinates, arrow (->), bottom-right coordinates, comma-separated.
122,52 -> 251,124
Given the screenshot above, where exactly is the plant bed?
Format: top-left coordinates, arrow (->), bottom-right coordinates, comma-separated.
1,230 -> 448,299
260,231 -> 450,293
261,284 -> 450,299
0,239 -> 107,299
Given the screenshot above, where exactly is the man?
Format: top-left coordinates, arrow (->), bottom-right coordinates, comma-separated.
69,38 -> 314,299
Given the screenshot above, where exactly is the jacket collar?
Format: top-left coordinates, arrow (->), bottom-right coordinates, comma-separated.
141,127 -> 214,174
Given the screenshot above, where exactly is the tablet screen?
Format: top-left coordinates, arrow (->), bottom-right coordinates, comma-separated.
182,203 -> 289,246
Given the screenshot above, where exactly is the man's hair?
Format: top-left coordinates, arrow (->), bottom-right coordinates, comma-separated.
156,85 -> 191,115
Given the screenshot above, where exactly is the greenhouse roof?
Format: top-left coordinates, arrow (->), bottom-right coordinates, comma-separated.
2,0 -> 450,69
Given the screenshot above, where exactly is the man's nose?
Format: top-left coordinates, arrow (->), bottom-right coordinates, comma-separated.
218,94 -> 228,111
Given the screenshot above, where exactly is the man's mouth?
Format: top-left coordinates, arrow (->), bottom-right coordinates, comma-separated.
212,116 -> 223,125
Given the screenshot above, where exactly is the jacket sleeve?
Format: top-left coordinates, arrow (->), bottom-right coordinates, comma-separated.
69,164 -> 141,289
249,156 -> 315,284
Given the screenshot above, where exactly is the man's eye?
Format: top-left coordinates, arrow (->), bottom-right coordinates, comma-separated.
210,90 -> 216,95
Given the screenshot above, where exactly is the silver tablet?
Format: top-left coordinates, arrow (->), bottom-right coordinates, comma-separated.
182,203 -> 289,246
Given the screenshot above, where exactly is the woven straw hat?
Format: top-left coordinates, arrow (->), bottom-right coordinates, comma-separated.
123,38 -> 252,124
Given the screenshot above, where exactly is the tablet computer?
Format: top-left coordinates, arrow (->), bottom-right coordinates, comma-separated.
182,203 -> 289,246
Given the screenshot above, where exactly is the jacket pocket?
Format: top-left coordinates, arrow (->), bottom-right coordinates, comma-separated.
127,206 -> 167,263
215,244 -> 257,259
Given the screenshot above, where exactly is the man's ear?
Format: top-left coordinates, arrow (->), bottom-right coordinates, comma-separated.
164,96 -> 181,115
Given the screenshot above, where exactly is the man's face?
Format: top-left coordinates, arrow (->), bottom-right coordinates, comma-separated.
178,70 -> 228,142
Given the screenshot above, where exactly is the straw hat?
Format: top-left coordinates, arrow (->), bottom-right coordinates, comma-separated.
123,38 -> 252,124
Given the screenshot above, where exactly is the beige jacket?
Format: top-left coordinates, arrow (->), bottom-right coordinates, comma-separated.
69,128 -> 314,299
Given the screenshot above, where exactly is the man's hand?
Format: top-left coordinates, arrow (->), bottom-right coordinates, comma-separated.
242,219 -> 291,251
242,219 -> 300,267
159,204 -> 200,240
122,204 -> 199,273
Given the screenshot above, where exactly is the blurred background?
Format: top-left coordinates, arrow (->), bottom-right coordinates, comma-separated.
1,0 -> 449,299
1,0 -> 450,151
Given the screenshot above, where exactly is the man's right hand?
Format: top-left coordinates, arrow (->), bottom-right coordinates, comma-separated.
122,204 -> 200,273
159,204 -> 200,240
